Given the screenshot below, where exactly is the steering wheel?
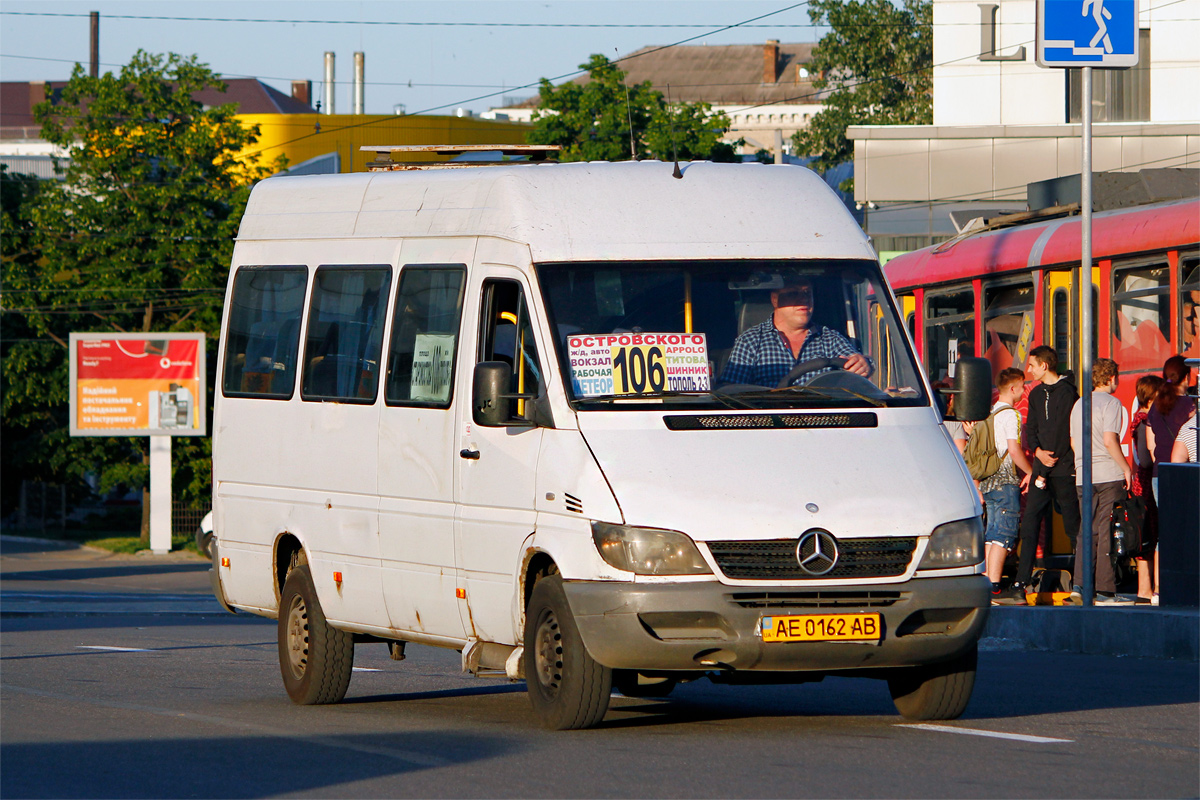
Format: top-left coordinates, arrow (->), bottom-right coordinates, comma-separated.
776,357 -> 848,389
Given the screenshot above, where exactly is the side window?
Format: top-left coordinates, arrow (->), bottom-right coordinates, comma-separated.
222,266 -> 307,399
1181,255 -> 1199,359
1112,263 -> 1170,372
924,288 -> 974,382
385,266 -> 466,407
301,266 -> 392,403
983,282 -> 1034,372
480,280 -> 544,416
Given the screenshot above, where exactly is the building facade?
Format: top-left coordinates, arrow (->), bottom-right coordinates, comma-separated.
849,0 -> 1200,251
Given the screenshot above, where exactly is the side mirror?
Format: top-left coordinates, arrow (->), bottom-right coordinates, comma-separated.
473,361 -> 536,427
952,356 -> 993,422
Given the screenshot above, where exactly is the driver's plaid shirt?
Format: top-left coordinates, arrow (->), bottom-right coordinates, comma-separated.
719,319 -> 867,387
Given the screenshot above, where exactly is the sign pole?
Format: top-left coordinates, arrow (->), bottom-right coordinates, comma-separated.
149,435 -> 172,554
1079,65 -> 1094,606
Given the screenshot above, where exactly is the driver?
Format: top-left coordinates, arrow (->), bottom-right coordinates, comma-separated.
719,276 -> 872,387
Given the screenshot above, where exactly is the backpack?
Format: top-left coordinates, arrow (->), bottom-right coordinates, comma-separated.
963,408 -> 1004,481
1026,568 -> 1074,605
1111,491 -> 1146,558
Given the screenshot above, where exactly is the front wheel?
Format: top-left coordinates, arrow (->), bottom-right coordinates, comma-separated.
887,644 -> 977,720
278,564 -> 354,705
524,574 -> 611,730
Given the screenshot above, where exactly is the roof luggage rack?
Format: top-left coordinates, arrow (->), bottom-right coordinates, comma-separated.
360,144 -> 560,171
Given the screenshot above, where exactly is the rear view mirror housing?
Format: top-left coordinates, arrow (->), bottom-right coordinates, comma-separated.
948,357 -> 993,422
473,361 -> 536,427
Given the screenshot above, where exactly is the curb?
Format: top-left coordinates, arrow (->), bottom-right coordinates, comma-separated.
983,605 -> 1199,661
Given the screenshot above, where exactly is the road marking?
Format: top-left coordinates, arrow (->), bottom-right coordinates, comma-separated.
898,723 -> 1073,743
76,645 -> 156,653
352,667 -> 382,672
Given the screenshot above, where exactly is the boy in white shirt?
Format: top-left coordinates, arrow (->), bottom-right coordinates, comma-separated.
976,367 -> 1034,601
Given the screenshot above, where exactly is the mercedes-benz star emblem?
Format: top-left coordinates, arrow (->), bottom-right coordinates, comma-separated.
796,530 -> 839,576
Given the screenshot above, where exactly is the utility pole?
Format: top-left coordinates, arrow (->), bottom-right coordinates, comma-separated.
90,11 -> 99,78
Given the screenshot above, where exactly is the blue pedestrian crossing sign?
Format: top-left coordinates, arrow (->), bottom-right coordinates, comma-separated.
1037,0 -> 1139,67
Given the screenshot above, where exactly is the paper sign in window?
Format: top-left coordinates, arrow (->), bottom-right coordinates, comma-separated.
410,333 -> 456,402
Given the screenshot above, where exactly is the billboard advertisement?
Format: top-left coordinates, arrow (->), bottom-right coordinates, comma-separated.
69,333 -> 207,437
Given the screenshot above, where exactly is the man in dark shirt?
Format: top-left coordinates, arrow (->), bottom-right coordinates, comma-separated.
994,345 -> 1082,604
719,277 -> 871,387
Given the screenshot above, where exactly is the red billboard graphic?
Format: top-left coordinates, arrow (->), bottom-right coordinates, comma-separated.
70,334 -> 206,436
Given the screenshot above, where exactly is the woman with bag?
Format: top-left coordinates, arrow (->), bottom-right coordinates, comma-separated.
1130,375 -> 1162,604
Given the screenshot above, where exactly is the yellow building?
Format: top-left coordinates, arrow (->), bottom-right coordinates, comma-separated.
233,113 -> 531,174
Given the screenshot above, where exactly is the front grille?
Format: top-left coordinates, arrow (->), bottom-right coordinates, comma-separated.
707,537 -> 917,580
664,413 -> 877,431
729,590 -> 905,608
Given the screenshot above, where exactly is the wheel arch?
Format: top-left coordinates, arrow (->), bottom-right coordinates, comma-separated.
273,532 -> 307,607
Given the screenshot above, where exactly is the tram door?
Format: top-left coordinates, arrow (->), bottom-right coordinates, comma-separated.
1043,266 -> 1100,379
1040,266 -> 1101,559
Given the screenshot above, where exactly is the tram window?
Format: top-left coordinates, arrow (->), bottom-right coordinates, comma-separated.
1052,288 -> 1070,372
925,289 -> 974,382
1182,257 -> 1199,359
1113,264 -> 1170,373
984,283 -> 1034,373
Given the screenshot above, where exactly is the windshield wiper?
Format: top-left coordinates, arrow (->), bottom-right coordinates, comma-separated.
577,390 -> 753,410
736,384 -> 887,408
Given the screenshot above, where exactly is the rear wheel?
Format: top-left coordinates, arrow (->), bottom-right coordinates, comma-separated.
278,564 -> 354,705
524,574 -> 611,730
887,644 -> 977,720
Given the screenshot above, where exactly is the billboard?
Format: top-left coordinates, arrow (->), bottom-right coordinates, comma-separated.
69,333 -> 207,437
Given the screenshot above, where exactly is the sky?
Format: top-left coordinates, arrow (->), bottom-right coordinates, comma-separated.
0,1 -> 826,116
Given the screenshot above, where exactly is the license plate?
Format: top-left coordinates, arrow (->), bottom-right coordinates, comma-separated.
760,613 -> 882,643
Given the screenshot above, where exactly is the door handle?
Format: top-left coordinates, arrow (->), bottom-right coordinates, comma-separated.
459,448 -> 480,460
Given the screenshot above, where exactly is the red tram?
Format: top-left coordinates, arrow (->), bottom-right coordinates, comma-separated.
885,197 -> 1199,413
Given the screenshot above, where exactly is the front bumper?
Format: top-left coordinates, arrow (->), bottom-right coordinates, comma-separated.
564,574 -> 989,673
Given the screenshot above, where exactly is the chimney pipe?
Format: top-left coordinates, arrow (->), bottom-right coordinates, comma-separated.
292,80 -> 312,108
89,11 -> 99,78
763,39 -> 780,84
323,52 -> 336,115
353,52 -> 364,115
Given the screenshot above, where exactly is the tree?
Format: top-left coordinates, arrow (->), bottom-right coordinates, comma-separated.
528,54 -> 738,163
791,0 -> 932,186
1,51 -> 281,535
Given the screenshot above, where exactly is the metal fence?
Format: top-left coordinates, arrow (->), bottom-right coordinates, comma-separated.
172,503 -> 208,538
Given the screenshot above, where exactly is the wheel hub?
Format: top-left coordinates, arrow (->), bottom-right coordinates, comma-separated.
285,594 -> 310,680
533,609 -> 563,695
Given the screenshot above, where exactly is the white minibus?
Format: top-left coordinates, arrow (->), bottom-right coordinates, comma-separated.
211,157 -> 992,729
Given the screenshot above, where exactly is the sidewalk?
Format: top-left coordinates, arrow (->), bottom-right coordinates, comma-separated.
983,604 -> 1199,661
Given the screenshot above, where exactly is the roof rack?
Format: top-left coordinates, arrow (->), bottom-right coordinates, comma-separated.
932,203 -> 1080,253
360,144 -> 561,171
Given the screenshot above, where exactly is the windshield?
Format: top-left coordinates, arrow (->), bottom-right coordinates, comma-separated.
537,260 -> 928,410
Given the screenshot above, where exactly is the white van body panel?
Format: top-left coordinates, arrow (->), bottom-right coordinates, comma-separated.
237,161 -> 876,264
577,407 -> 979,551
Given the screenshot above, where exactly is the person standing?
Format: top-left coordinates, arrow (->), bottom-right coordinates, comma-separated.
1069,358 -> 1132,604
995,346 -> 1080,604
976,368 -> 1034,601
1147,355 -> 1196,503
1130,375 -> 1163,604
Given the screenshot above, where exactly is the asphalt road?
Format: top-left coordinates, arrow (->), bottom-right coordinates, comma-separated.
2,537 -> 1198,799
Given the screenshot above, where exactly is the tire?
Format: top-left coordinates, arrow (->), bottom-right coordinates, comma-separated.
612,670 -> 677,698
195,528 -> 214,560
887,644 -> 977,721
278,564 -> 354,705
524,574 -> 611,730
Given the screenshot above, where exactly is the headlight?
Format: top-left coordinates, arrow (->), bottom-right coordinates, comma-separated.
591,522 -> 712,576
918,517 -> 984,569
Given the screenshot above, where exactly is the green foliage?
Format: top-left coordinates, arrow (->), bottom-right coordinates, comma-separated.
1,51 -> 281,516
529,54 -> 738,163
791,0 -> 932,186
